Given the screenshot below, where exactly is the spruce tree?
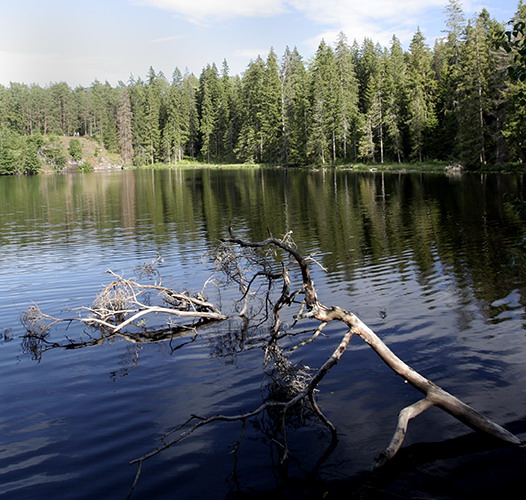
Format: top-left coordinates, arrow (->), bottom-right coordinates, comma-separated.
334,32 -> 360,162
261,48 -> 282,162
235,56 -> 266,162
280,47 -> 308,164
433,0 -> 466,160
383,36 -> 407,162
456,9 -> 507,166
502,0 -> 526,162
406,29 -> 437,162
144,67 -> 164,164
116,87 -> 135,164
307,40 -> 338,165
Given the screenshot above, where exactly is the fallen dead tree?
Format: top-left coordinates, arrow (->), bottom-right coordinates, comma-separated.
126,230 -> 521,496
20,233 -> 522,495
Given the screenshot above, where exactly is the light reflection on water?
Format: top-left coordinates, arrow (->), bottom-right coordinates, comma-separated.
1,169 -> 526,499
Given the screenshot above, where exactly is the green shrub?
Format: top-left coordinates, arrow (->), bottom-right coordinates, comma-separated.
68,138 -> 83,161
77,161 -> 93,173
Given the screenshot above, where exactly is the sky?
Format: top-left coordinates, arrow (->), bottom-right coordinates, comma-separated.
0,0 -> 521,87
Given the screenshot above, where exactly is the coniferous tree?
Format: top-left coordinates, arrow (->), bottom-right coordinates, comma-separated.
502,0 -> 526,162
457,10 -> 500,165
261,48 -> 282,162
181,72 -> 200,159
129,77 -> 150,165
198,64 -> 220,162
236,56 -> 266,162
49,82 -> 75,135
143,67 -> 164,164
281,46 -> 308,164
334,32 -> 360,161
433,0 -> 466,159
199,81 -> 215,162
307,40 -> 338,165
218,60 -> 239,161
116,87 -> 135,164
161,68 -> 184,163
357,39 -> 383,162
406,29 -> 437,162
383,36 -> 407,162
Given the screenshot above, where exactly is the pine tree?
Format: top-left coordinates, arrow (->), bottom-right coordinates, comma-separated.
334,32 -> 360,161
235,56 -> 266,162
49,82 -> 75,135
356,39 -> 383,162
144,67 -> 164,164
456,9 -> 507,166
261,48 -> 282,162
181,72 -> 199,159
307,40 -> 338,165
280,47 -> 308,164
433,0 -> 466,159
406,29 -> 437,162
198,64 -> 220,162
383,36 -> 407,162
129,77 -> 150,165
502,0 -> 526,162
116,87 -> 134,164
199,81 -> 215,163
219,60 -> 239,162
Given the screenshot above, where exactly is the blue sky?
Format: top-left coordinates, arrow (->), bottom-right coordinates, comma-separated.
0,0 -> 521,86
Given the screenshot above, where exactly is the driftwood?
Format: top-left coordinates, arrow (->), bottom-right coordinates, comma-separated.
19,233 -> 521,495
20,269 -> 225,360
125,231 -> 521,496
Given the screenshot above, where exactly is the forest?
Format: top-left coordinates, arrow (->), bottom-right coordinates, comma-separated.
1,0 -> 526,174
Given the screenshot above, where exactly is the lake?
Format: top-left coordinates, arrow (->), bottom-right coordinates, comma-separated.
1,168 -> 526,499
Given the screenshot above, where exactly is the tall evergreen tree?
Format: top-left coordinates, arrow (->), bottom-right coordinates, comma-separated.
502,0 -> 526,162
356,39 -> 383,162
406,29 -> 437,162
307,40 -> 338,165
198,64 -> 220,162
281,46 -> 308,164
456,10 -> 503,165
261,48 -> 283,162
433,0 -> 466,159
334,32 -> 360,161
383,36 -> 407,162
116,87 -> 134,164
235,56 -> 266,162
49,82 -> 75,135
143,67 -> 164,164
181,72 -> 200,159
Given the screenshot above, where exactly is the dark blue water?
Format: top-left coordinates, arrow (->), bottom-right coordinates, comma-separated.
1,169 -> 526,499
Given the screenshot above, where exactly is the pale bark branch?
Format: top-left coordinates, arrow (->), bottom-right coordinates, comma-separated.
217,233 -> 521,458
374,398 -> 435,468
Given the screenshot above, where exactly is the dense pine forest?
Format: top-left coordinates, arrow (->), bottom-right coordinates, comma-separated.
1,0 -> 526,174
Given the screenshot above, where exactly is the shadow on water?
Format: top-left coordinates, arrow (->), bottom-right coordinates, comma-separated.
231,422 -> 526,499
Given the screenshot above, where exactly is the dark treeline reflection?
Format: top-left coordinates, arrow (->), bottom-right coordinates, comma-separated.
2,169 -> 526,315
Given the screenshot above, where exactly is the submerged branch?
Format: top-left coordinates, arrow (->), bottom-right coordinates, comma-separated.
20,267 -> 226,358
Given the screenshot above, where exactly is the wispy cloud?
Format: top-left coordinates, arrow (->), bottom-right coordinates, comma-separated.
136,0 -> 447,46
290,0 -> 446,46
137,0 -> 286,23
150,34 -> 184,43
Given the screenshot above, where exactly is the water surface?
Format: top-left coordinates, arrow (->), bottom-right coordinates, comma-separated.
1,169 -> 526,499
